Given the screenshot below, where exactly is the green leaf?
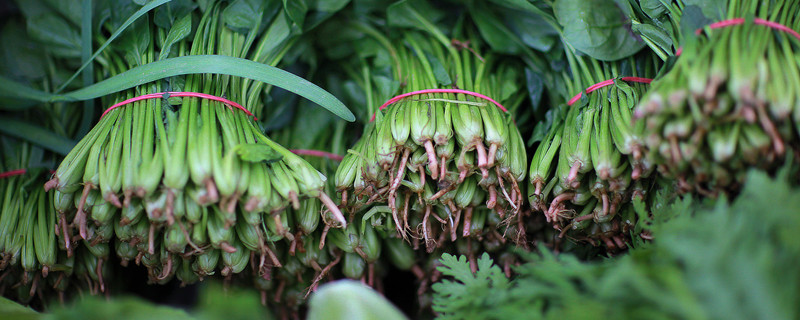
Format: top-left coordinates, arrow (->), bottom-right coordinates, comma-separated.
0,22 -> 47,81
283,0 -> 308,29
119,15 -> 152,66
0,118 -> 77,155
223,0 -> 267,30
502,8 -> 558,52
308,0 -> 350,12
25,13 -> 81,57
554,0 -> 645,61
632,23 -> 673,55
639,0 -> 668,19
153,0 -> 196,29
158,13 -> 192,60
308,280 -> 408,320
55,0 -> 171,92
425,52 -> 452,86
469,2 -> 525,54
0,55 -> 355,122
386,0 -> 443,30
683,0 -> 727,21
233,143 -> 282,163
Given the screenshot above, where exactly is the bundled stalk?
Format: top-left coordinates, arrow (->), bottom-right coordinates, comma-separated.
0,137 -> 115,305
636,0 -> 800,193
42,2 -> 347,289
527,48 -> 662,250
332,21 -> 529,255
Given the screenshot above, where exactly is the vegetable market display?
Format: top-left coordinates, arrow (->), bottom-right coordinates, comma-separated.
1,0 -> 799,318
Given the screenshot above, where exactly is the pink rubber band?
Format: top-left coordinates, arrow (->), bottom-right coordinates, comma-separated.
101,92 -> 255,119
370,88 -> 508,122
0,169 -> 56,179
696,18 -> 800,41
0,169 -> 27,179
567,77 -> 653,106
289,149 -> 344,161
676,17 -> 800,56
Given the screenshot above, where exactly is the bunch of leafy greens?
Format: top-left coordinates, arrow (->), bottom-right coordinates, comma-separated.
432,169 -> 800,320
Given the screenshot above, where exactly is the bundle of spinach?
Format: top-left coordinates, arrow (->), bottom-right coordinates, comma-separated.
635,0 -> 800,193
432,169 -> 800,320
1,0 -> 356,308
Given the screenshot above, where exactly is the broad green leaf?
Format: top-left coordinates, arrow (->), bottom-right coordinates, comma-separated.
683,0 -> 727,21
639,0 -> 668,19
158,13 -> 192,60
425,52 -> 452,86
233,143 -> 282,163
525,67 -> 544,113
386,0 -> 443,31
308,280 -> 407,320
632,23 -> 673,55
25,13 -> 81,57
309,0 -> 350,12
554,0 -> 645,61
119,15 -> 152,67
153,0 -> 196,28
502,8 -> 558,52
283,0 -> 308,29
43,0 -> 82,26
0,23 -> 47,81
0,55 -> 355,122
469,2 -> 524,54
223,0 -> 267,30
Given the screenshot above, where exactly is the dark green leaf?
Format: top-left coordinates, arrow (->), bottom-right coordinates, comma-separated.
502,8 -> 558,52
307,0 -> 350,12
525,68 -> 544,113
679,5 -> 713,39
283,0 -> 308,29
42,0 -> 82,26
554,0 -> 645,61
223,0 -> 267,30
119,15 -> 152,66
425,52 -> 452,86
683,0 -> 727,21
639,0 -> 668,19
469,2 -> 524,54
632,23 -> 673,54
386,0 -> 443,30
158,13 -> 192,60
0,22 -> 47,81
153,0 -> 197,29
25,13 -> 81,57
